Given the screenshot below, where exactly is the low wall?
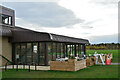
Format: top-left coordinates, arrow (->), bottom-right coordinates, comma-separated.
50,59 -> 86,71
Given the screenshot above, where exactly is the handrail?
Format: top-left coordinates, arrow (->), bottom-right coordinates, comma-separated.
0,54 -> 13,64
5,61 -> 14,71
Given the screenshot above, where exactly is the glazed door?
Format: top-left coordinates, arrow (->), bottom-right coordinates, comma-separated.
39,43 -> 45,65
21,44 -> 26,64
33,43 -> 39,65
15,43 -> 26,64
26,43 -> 32,64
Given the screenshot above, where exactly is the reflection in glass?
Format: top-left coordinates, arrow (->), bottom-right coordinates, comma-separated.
26,43 -> 32,64
15,44 -> 20,64
21,43 -> 26,64
39,43 -> 45,65
33,43 -> 38,65
1,14 -> 12,25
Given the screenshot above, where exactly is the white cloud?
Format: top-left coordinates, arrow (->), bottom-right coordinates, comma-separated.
89,0 -> 118,6
88,33 -> 118,43
15,17 -> 46,32
58,0 -> 118,41
3,2 -> 83,27
2,0 -> 60,2
2,1 -> 118,44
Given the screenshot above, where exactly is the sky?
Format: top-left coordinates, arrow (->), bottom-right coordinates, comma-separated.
1,0 -> 119,44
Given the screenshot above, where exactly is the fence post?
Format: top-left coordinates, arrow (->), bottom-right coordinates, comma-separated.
23,63 -> 25,69
5,63 -> 7,71
16,64 -> 18,71
12,64 -> 14,69
35,64 -> 37,71
29,64 -> 30,72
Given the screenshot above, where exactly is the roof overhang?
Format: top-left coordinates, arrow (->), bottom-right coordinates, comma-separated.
0,25 -> 12,37
1,25 -> 89,44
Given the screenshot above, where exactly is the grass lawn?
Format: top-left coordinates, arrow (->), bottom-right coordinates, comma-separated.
1,50 -> 119,79
86,50 -> 119,63
2,65 -> 119,78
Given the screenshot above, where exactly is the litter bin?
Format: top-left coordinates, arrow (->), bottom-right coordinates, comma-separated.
106,57 -> 111,65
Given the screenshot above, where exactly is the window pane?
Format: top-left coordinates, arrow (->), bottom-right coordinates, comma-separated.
48,42 -> 51,65
15,44 -> 21,64
26,43 -> 32,64
39,43 -> 45,65
9,16 -> 12,25
53,43 -> 56,60
4,17 -> 8,24
21,43 -> 26,64
1,14 -> 12,25
33,43 -> 38,65
2,15 -> 8,24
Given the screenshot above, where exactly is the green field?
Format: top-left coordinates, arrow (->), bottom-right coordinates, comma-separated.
86,50 -> 119,63
1,50 -> 119,78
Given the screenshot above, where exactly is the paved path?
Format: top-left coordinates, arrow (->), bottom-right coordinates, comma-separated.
97,63 -> 120,65
0,65 -> 50,70
0,63 -> 119,71
111,63 -> 120,65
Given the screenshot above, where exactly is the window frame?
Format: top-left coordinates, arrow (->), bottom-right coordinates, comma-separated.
0,14 -> 12,26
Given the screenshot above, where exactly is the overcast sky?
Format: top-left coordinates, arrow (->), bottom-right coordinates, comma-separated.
2,0 -> 119,44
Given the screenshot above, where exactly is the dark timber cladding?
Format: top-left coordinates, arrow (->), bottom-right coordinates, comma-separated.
9,27 -> 89,44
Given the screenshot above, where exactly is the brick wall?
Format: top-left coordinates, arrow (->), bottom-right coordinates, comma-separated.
0,37 -> 12,66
